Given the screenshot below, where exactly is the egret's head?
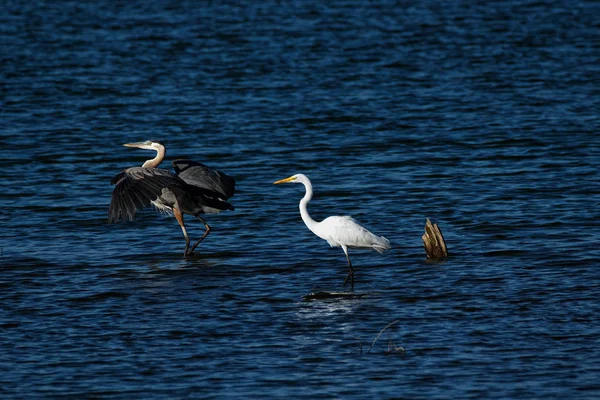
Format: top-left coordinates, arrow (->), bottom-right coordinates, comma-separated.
274,174 -> 307,185
123,140 -> 165,151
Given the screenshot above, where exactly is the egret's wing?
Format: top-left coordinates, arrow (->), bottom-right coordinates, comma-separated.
172,159 -> 235,199
108,167 -> 183,223
321,216 -> 391,252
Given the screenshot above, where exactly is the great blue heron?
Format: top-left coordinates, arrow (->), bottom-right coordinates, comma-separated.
274,174 -> 390,288
109,140 -> 235,256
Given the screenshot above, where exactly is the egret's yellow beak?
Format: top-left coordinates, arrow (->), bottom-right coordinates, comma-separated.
274,176 -> 295,185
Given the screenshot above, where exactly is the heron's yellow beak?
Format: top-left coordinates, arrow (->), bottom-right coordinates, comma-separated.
123,141 -> 155,150
274,176 -> 295,184
124,141 -> 145,148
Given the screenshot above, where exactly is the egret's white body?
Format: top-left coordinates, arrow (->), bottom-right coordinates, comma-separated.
314,216 -> 391,254
274,173 -> 390,287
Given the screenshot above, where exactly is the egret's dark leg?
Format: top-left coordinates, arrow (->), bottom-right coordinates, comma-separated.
173,208 -> 191,256
342,246 -> 354,289
188,217 -> 211,255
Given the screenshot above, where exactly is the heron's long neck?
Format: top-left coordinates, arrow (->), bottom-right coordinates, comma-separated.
300,180 -> 319,233
142,146 -> 165,168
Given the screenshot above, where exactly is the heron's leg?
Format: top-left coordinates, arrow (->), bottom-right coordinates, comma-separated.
342,246 -> 354,289
189,216 -> 211,254
173,208 -> 191,256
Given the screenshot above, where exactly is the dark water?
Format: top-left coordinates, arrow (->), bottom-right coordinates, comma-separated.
2,0 -> 600,398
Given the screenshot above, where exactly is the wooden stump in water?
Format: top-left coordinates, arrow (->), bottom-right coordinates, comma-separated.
422,218 -> 448,260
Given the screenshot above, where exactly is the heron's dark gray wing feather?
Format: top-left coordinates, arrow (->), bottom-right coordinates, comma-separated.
108,167 -> 184,223
185,185 -> 235,212
172,160 -> 235,199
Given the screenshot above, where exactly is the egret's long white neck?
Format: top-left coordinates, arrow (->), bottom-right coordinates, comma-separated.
142,145 -> 165,168
299,179 -> 319,233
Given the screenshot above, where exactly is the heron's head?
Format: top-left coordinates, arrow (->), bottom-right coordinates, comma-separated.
123,140 -> 165,152
274,174 -> 308,185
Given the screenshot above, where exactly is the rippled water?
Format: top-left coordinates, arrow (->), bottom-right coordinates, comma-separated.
2,0 -> 599,398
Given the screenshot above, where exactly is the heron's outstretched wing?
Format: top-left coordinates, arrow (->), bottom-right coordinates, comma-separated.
108,167 -> 184,223
172,159 -> 235,199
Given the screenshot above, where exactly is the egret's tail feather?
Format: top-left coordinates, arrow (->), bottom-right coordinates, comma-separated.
373,236 -> 391,254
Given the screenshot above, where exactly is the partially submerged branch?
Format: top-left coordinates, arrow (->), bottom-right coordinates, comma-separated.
422,218 -> 448,260
367,319 -> 403,354
347,320 -> 405,356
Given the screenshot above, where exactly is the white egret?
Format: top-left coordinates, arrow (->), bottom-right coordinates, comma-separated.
274,174 -> 391,288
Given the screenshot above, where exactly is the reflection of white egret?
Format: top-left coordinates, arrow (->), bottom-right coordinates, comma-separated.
274,174 -> 391,288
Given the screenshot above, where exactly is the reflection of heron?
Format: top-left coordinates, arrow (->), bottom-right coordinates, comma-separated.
109,140 -> 235,256
274,174 -> 390,288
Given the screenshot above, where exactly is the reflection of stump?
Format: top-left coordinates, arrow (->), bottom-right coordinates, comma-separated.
422,218 -> 448,260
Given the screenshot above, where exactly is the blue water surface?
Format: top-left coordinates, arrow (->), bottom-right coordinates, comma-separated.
1,0 -> 599,398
